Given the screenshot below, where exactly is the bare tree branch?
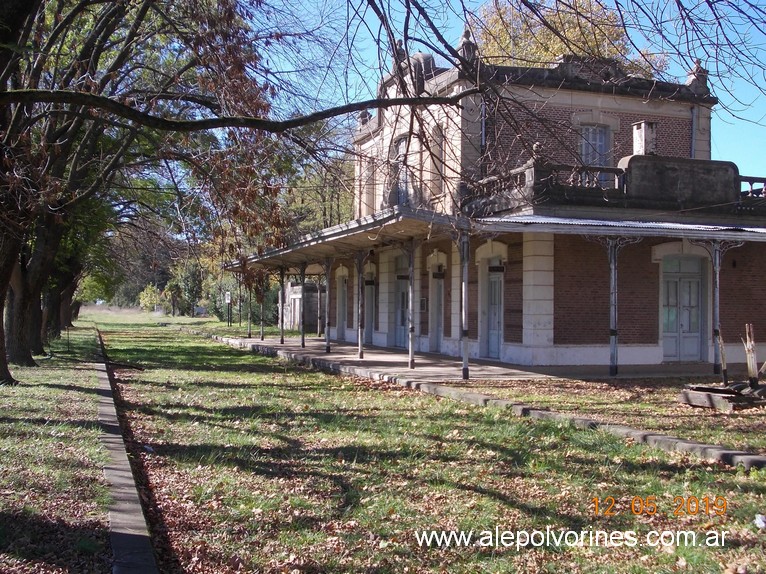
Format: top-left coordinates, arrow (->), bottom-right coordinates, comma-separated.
0,88 -> 479,133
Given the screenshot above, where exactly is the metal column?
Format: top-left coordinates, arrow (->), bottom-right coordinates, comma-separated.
690,239 -> 744,376
324,258 -> 333,353
712,242 -> 722,374
585,236 -> 642,377
278,267 -> 285,345
356,252 -> 365,359
259,293 -> 265,341
607,240 -> 619,377
460,232 -> 470,380
247,286 -> 252,338
408,240 -> 415,369
299,263 -> 307,348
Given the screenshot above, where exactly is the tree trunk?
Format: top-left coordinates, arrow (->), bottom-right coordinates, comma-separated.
0,234 -> 21,384
58,282 -> 75,329
7,214 -> 65,364
26,285 -> 44,355
71,300 -> 82,321
5,272 -> 36,366
48,264 -> 81,338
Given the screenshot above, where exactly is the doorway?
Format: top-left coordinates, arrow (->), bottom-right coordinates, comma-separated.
430,268 -> 444,353
486,268 -> 502,359
662,256 -> 704,361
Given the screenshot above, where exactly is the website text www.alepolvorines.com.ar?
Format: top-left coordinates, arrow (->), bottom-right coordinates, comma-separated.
415,526 -> 728,551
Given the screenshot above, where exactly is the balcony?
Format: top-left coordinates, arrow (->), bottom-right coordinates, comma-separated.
463,154 -> 766,221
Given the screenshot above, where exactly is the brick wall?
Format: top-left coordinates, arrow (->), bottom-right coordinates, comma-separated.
720,243 -> 766,338
484,98 -> 694,176
554,236 -> 660,345
467,237 -> 480,339
504,235 -> 523,343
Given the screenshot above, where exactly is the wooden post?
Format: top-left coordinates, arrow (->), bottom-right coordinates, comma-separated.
745,323 -> 759,389
719,328 -> 728,385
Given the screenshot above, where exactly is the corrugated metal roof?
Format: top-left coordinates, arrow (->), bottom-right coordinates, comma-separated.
476,214 -> 766,241
229,206 -> 467,274
228,210 -> 766,274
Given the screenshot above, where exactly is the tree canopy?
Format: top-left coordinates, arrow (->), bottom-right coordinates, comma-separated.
473,0 -> 669,76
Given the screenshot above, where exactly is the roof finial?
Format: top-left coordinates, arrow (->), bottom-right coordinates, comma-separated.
392,39 -> 406,70
457,26 -> 477,64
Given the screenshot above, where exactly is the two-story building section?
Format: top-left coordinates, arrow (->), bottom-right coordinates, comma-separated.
236,32 -> 766,378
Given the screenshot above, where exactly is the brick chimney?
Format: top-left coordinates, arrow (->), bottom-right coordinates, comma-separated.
632,121 -> 657,155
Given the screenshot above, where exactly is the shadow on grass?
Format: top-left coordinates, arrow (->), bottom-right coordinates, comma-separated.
106,336 -> 292,374
0,510 -> 110,572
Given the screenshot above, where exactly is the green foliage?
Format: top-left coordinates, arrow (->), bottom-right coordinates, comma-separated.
165,261 -> 204,316
286,157 -> 355,236
76,274 -> 114,303
476,0 -> 666,75
138,284 -> 163,312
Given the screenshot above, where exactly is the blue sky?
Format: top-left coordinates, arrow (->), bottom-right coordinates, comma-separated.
710,86 -> 766,177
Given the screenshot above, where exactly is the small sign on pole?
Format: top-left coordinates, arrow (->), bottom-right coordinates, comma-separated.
225,291 -> 231,304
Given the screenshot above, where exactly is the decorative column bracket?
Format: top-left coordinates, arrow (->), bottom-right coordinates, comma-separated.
689,239 -> 744,378
584,235 -> 643,376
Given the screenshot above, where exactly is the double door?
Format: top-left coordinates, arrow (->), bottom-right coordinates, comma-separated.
662,258 -> 703,361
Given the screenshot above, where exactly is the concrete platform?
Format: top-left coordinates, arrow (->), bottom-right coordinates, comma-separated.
210,333 -> 741,383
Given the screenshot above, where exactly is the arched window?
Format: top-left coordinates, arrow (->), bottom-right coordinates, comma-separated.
392,137 -> 410,206
430,125 -> 445,201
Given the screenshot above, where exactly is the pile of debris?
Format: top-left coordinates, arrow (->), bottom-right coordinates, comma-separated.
680,324 -> 766,413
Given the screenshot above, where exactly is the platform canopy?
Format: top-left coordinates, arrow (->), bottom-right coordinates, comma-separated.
230,206 -> 766,275
227,206 -> 468,275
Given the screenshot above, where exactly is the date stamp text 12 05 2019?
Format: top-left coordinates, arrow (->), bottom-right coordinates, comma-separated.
591,495 -> 727,517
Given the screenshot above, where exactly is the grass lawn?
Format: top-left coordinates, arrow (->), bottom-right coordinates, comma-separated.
461,378 -> 766,456
0,326 -> 112,573
89,308 -> 766,574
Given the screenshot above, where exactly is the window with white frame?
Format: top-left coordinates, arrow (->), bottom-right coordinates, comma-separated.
580,124 -> 611,186
580,124 -> 609,166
